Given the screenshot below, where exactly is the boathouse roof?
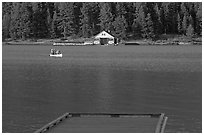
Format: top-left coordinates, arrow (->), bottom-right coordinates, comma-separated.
95,31 -> 114,39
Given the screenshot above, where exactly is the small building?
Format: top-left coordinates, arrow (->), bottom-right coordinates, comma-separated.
94,31 -> 115,45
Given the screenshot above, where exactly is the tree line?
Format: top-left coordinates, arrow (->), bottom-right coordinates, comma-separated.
2,2 -> 202,41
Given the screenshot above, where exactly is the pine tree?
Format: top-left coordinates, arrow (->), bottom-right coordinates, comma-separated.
132,4 -> 146,37
99,3 -> 114,32
9,3 -> 20,39
195,2 -> 202,35
50,11 -> 57,38
20,3 -> 32,40
2,13 -> 11,40
2,2 -> 13,40
32,2 -> 49,38
186,24 -> 194,38
142,13 -> 155,39
160,3 -> 169,34
115,2 -> 127,16
46,3 -> 55,38
112,2 -> 128,39
112,15 -> 128,39
182,14 -> 187,35
177,13 -> 182,34
160,8 -> 165,34
58,3 -> 75,38
9,3 -> 32,40
80,3 -> 92,37
181,3 -> 188,16
73,2 -> 83,36
2,2 -> 13,16
125,3 -> 135,34
189,15 -> 194,26
166,3 -> 177,34
154,3 -> 162,34
88,3 -> 100,36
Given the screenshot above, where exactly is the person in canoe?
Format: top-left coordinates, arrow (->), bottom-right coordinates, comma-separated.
51,49 -> 62,55
56,50 -> 61,54
50,49 -> 62,57
50,49 -> 56,55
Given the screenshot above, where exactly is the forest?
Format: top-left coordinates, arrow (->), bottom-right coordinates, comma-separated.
2,2 -> 202,41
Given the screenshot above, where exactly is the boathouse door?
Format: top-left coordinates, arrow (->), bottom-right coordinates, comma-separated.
100,38 -> 108,45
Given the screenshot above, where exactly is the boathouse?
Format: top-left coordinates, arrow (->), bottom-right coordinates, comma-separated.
94,31 -> 115,45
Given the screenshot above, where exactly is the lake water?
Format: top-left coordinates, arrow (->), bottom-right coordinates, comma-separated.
2,45 -> 202,133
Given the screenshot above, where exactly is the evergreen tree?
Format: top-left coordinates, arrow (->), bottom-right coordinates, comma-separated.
58,3 -> 75,38
142,13 -> 155,39
132,4 -> 146,37
50,11 -> 57,38
2,13 -> 11,40
46,3 -> 55,38
115,2 -> 127,16
154,3 -> 162,34
2,2 -> 13,16
32,2 -> 49,38
146,3 -> 160,36
112,15 -> 128,39
177,13 -> 182,34
9,3 -> 32,40
73,2 -> 83,36
9,3 -> 20,39
161,3 -> 169,34
189,3 -> 197,33
99,3 -> 114,32
181,3 -> 188,16
182,14 -> 187,35
20,3 -> 32,40
195,3 -> 202,35
112,2 -> 128,39
189,15 -> 194,26
88,3 -> 100,36
2,2 -> 13,40
166,3 -> 178,33
125,3 -> 135,34
80,3 -> 92,37
80,2 -> 100,37
186,24 -> 194,38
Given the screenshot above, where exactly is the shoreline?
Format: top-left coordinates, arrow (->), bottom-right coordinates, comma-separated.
2,37 -> 202,46
3,42 -> 201,46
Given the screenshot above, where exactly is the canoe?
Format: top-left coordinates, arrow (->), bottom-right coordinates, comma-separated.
49,53 -> 63,58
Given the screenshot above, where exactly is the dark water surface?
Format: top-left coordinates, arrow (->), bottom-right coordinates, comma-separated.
2,45 -> 202,132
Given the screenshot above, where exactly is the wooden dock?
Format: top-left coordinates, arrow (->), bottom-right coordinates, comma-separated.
35,113 -> 168,133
